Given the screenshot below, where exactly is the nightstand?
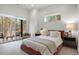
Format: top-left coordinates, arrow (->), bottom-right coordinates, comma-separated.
63,36 -> 77,49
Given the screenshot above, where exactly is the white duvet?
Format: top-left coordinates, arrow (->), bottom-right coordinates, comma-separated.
22,36 -> 63,55
36,35 -> 63,48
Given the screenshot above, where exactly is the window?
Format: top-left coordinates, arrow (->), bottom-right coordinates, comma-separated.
0,16 -> 27,43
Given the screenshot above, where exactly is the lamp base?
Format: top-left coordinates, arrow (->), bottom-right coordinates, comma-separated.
68,30 -> 72,37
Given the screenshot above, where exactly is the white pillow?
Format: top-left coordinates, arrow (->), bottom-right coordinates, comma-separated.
40,29 -> 48,36
49,31 -> 61,37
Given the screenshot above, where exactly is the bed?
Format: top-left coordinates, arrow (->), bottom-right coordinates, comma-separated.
21,30 -> 64,55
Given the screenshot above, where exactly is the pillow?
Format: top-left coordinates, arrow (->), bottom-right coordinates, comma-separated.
40,29 -> 48,36
49,31 -> 61,37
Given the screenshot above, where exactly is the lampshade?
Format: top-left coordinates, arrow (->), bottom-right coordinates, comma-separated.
66,23 -> 76,31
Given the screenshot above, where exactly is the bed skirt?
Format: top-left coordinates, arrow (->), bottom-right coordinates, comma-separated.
21,43 -> 63,55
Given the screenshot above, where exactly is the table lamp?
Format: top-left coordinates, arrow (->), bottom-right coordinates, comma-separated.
66,23 -> 76,37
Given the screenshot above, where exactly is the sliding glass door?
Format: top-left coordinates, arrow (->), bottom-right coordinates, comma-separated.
0,16 -> 27,43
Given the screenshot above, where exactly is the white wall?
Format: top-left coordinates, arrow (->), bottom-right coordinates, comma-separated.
77,5 -> 79,30
76,4 -> 79,53
0,4 -> 29,32
37,4 -> 77,31
29,8 -> 38,36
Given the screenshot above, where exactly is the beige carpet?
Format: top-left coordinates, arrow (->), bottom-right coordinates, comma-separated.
58,47 -> 78,55
0,40 -> 78,55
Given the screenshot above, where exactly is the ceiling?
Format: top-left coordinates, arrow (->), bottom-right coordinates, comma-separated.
18,4 -> 52,10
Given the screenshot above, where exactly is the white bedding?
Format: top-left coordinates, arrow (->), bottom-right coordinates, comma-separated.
22,36 -> 63,55
36,35 -> 63,48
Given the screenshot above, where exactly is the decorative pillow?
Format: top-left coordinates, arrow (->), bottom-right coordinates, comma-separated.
40,29 -> 48,36
49,31 -> 61,37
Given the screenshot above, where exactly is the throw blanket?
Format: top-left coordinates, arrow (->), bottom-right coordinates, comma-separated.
22,37 -> 57,55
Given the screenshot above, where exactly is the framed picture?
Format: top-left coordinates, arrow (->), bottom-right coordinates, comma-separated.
44,14 -> 61,22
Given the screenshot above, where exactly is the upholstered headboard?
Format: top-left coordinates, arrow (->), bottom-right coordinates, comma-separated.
48,30 -> 64,40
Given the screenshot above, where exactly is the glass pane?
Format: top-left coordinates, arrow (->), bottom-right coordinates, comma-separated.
16,19 -> 21,39
23,20 -> 27,35
2,17 -> 16,41
22,20 -> 27,38
9,18 -> 16,40
0,16 -> 3,43
0,16 -> 3,33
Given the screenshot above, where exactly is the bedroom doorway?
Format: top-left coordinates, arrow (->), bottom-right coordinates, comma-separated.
0,16 -> 27,43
